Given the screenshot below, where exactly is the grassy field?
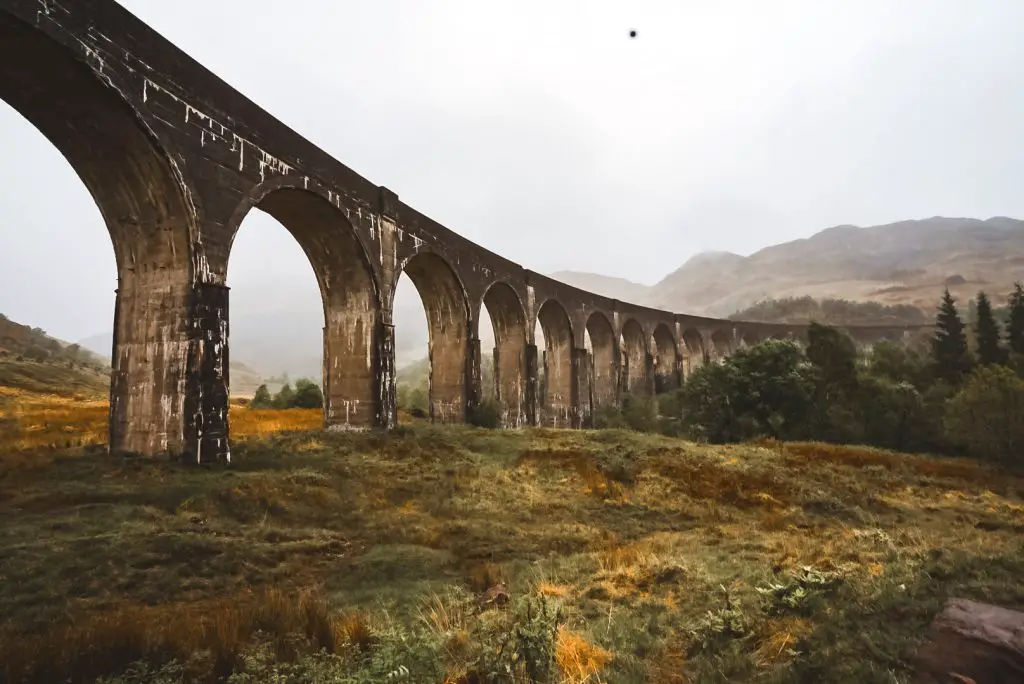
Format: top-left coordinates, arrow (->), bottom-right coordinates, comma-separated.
1,392 -> 1023,683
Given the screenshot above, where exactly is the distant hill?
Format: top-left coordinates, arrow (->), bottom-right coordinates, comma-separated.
0,313 -> 110,396
546,271 -> 653,304
554,217 -> 1024,317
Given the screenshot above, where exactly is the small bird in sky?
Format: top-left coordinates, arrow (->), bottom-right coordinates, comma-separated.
629,29 -> 637,38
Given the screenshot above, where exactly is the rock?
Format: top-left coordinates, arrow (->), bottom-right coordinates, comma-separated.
910,598 -> 1024,683
479,583 -> 510,609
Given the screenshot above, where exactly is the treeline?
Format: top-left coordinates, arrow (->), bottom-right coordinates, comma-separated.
729,295 -> 931,326
598,285 -> 1024,466
250,378 -> 323,410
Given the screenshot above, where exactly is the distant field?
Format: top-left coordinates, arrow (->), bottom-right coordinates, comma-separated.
1,405 -> 1022,682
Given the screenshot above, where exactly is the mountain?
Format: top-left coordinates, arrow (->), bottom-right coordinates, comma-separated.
546,271 -> 653,304
647,216 -> 1024,317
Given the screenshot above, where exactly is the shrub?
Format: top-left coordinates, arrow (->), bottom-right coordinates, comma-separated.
468,398 -> 502,429
944,365 -> 1024,464
291,379 -> 324,409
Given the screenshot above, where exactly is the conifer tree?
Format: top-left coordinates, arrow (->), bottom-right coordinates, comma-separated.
974,291 -> 1005,365
931,289 -> 971,382
1007,281 -> 1024,356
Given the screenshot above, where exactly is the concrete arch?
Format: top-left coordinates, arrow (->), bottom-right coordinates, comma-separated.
681,328 -> 705,377
652,323 -> 680,393
0,12 -> 204,457
620,318 -> 651,396
709,329 -> 732,361
397,251 -> 470,424
480,280 -> 527,427
536,298 -> 575,427
225,185 -> 381,430
585,311 -> 617,411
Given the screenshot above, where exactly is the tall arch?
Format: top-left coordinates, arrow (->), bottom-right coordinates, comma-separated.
226,186 -> 380,430
398,252 -> 469,423
481,281 -> 527,427
620,319 -> 651,396
710,329 -> 732,361
0,13 -> 198,457
652,323 -> 679,393
585,312 -> 617,410
681,328 -> 705,378
536,299 -> 574,427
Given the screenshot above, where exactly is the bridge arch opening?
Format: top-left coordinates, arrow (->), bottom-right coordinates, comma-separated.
480,282 -> 527,427
226,188 -> 379,430
535,299 -> 574,427
0,13 -> 198,456
652,323 -> 679,393
585,312 -> 617,412
739,330 -> 761,348
681,328 -> 705,378
710,329 -> 732,361
620,319 -> 650,396
395,252 -> 469,424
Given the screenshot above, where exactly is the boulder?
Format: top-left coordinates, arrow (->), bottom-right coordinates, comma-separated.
910,598 -> 1024,683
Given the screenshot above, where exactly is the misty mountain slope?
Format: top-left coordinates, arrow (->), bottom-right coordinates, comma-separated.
546,271 -> 653,304
646,216 -> 1024,316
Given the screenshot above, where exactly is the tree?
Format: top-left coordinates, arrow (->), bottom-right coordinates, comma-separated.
974,291 -> 1005,366
292,378 -> 324,409
931,289 -> 971,383
251,384 -> 273,409
1007,282 -> 1024,356
273,383 -> 295,409
945,365 -> 1024,464
806,322 -> 858,395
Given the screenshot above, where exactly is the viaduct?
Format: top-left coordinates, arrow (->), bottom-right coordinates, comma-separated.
0,0 -> 928,462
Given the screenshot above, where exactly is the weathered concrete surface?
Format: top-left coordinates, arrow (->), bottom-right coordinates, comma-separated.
0,0 -> 933,460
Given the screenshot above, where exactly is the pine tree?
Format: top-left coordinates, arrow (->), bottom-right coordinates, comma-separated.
974,291 -> 1005,365
251,384 -> 273,409
1007,281 -> 1024,356
932,288 -> 971,383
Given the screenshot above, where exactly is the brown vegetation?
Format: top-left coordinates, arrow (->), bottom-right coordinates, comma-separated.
1,399 -> 1023,682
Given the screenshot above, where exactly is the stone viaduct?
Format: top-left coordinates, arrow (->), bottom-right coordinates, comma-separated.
0,0 -> 929,462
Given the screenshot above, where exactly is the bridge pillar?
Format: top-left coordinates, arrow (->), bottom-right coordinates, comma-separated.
525,343 -> 539,426
109,277 -> 230,464
644,351 -> 656,395
375,321 -> 397,430
183,283 -> 231,464
573,347 -> 590,428
466,335 -> 482,421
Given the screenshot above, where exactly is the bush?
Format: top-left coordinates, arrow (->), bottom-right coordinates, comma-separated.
468,398 -> 502,429
291,379 -> 324,409
251,384 -> 274,409
944,365 -> 1024,464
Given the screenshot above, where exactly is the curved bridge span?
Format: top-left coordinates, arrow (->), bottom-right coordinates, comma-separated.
1,0 -> 928,461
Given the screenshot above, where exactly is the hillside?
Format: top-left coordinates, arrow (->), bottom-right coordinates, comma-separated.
555,217 -> 1024,318
649,216 -> 1024,316
0,313 -> 109,397
2,425 -> 1023,682
547,270 -> 653,304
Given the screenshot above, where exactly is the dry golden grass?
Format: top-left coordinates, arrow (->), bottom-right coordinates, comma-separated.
0,389 -> 322,453
555,626 -> 613,682
0,586 -> 365,684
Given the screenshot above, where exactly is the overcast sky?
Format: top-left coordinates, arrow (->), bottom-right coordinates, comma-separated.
3,0 -> 1024,344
